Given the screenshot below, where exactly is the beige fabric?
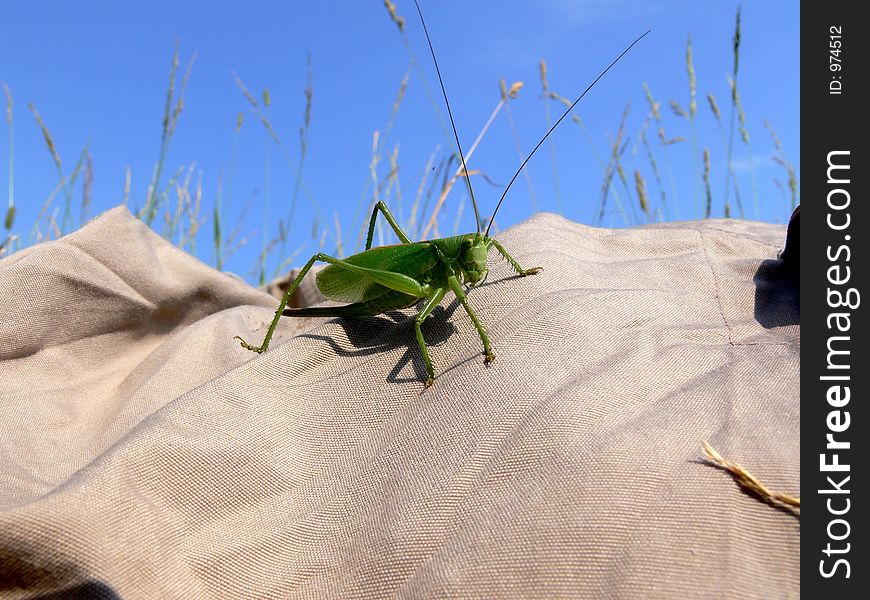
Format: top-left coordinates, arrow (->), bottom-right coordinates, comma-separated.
0,206 -> 799,598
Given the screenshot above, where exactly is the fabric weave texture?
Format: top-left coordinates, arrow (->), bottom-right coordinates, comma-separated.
0,207 -> 799,598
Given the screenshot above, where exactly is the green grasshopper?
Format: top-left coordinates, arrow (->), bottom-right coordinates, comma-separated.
236,1 -> 649,386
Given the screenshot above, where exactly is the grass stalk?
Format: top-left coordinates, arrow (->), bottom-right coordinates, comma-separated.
723,6 -> 752,219
261,108 -> 272,286
499,79 -> 539,212
388,143 -> 402,227
213,172 -> 224,270
634,170 -> 650,221
144,41 -> 196,226
639,130 -> 668,220
29,177 -> 65,243
28,102 -> 69,231
184,169 -> 203,253
684,34 -> 704,218
538,60 -> 563,213
548,89 -> 637,224
420,93 -> 512,239
706,91 -> 742,217
217,113 -> 243,271
233,67 -> 321,272
418,155 -> 451,239
383,0 -> 453,149
224,189 -> 258,263
122,166 -> 131,207
28,102 -> 90,235
333,210 -> 344,257
597,105 -> 634,226
81,149 -> 93,225
284,53 -> 313,256
350,64 -> 411,248
367,130 -> 384,244
643,83 -> 681,219
765,119 -> 798,211
702,148 -> 713,218
3,84 -> 14,235
408,146 -> 439,237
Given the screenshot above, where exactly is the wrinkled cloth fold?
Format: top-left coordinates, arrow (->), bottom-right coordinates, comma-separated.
0,206 -> 799,598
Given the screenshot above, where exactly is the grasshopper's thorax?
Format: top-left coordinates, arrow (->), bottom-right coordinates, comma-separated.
429,233 -> 492,286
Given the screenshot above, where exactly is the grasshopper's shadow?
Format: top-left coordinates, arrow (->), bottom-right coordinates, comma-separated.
296,271 -> 530,385
299,299 -> 464,384
477,269 -> 536,291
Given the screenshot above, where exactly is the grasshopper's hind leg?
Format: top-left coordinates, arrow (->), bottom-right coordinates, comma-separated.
490,239 -> 542,276
414,287 -> 447,386
238,252 -> 432,354
235,254 -> 322,353
366,201 -> 413,249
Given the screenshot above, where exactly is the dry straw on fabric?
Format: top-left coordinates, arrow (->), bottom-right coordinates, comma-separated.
702,441 -> 800,513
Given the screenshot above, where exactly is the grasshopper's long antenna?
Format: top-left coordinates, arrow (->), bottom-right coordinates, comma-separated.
413,0 -> 481,234
485,30 -> 651,236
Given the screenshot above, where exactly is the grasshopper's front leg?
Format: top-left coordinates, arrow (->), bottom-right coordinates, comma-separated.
490,239 -> 542,276
365,201 -> 413,249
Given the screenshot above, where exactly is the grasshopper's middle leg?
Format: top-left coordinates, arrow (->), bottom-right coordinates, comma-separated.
490,239 -> 542,276
366,201 -> 413,250
446,275 -> 495,364
414,287 -> 447,386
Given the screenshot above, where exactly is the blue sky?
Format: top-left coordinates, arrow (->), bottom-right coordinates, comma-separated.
1,1 -> 799,281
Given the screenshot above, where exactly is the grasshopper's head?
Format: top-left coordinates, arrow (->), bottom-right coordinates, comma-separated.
459,234 -> 491,286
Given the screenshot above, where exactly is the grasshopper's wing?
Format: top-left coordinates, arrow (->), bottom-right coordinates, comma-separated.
284,290 -> 422,318
316,242 -> 440,303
